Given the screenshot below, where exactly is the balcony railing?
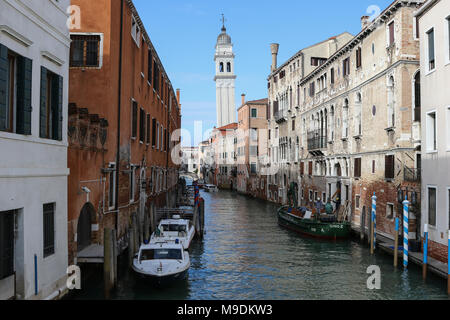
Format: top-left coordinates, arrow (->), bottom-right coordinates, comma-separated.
404,167 -> 421,183
274,110 -> 288,123
307,130 -> 327,150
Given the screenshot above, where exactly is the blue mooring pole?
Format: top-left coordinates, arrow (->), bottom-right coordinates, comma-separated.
403,196 -> 410,269
370,193 -> 377,254
34,254 -> 38,296
394,217 -> 399,267
423,224 -> 428,280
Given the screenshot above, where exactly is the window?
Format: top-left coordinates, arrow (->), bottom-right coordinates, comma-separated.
343,58 -> 350,77
426,111 -> 437,151
311,57 -> 326,66
43,203 -> 55,258
428,187 -> 436,226
40,67 -> 63,141
70,35 -> 101,68
0,210 -> 14,280
139,108 -> 145,143
355,195 -> 360,209
153,61 -> 160,93
308,161 -> 313,175
0,44 -> 32,135
309,82 -> 315,97
388,21 -> 395,46
386,203 -> 394,220
330,68 -> 335,84
354,158 -> 361,178
300,162 -> 304,175
108,164 -> 116,208
147,51 -> 152,83
251,108 -> 257,118
131,100 -> 137,139
309,190 -> 313,201
151,118 -> 156,147
356,47 -> 362,68
131,16 -> 141,46
250,163 -> 257,174
343,99 -> 349,138
227,62 -> 231,73
372,160 -> 376,174
156,122 -> 160,149
130,166 -> 136,203
385,155 -> 395,179
146,114 -> 150,144
219,62 -> 224,72
427,28 -> 435,71
414,72 -> 421,122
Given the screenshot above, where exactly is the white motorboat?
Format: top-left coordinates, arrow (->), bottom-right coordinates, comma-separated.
204,184 -> 218,193
132,241 -> 190,284
150,215 -> 195,250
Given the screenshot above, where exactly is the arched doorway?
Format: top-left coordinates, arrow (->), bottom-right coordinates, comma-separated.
77,203 -> 94,252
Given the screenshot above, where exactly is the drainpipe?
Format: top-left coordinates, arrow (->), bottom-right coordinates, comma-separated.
115,0 -> 124,232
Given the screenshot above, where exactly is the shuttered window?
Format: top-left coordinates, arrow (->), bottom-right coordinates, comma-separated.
0,44 -> 32,135
40,67 -> 63,141
139,107 -> 145,142
308,161 -> 313,175
131,100 -> 137,139
146,113 -> 150,144
300,162 -> 304,175
343,58 -> 350,77
330,68 -> 335,84
148,53 -> 152,84
354,158 -> 361,178
152,118 -> 156,147
356,48 -> 362,68
153,61 -> 160,94
389,22 -> 395,46
0,211 -> 14,280
43,203 -> 55,258
385,155 -> 395,179
427,28 -> 435,70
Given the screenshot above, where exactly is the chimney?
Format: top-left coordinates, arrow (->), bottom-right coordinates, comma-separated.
361,16 -> 370,30
241,94 -> 246,106
270,43 -> 279,72
176,89 -> 180,104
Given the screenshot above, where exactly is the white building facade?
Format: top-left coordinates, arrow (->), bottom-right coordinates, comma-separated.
0,0 -> 70,299
416,0 -> 450,263
214,23 -> 236,128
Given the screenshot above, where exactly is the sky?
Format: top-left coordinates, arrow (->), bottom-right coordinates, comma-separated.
133,0 -> 394,146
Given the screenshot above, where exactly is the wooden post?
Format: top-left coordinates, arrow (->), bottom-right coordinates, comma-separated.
423,224 -> 428,280
394,218 -> 399,268
367,210 -> 372,246
360,210 -> 366,243
128,227 -> 135,267
103,228 -> 114,299
112,229 -> 117,287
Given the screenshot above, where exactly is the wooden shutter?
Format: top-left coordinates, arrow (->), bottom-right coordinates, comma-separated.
16,56 -> 33,135
330,68 -> 334,84
389,22 -> 395,45
146,114 -> 150,144
308,161 -> 312,175
0,44 -> 8,131
354,158 -> 361,177
300,162 -> 304,175
152,118 -> 156,146
132,101 -> 137,138
52,74 -> 63,141
385,155 -> 394,179
39,67 -> 48,138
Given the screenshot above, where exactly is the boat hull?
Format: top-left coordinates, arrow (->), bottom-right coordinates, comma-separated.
132,267 -> 189,285
278,208 -> 350,240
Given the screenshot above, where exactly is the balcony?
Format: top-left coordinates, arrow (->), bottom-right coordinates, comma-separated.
307,130 -> 327,156
274,110 -> 288,124
404,167 -> 421,183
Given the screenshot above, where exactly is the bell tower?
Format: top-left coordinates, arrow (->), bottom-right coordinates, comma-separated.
214,15 -> 236,127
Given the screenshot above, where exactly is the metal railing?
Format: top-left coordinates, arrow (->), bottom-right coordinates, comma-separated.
307,130 -> 327,150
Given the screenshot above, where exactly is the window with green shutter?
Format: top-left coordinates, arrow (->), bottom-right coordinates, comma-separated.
40,66 -> 63,141
0,44 -> 32,135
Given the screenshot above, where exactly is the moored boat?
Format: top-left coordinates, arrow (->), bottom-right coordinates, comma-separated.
150,215 -> 195,250
277,206 -> 351,240
132,241 -> 190,285
204,184 -> 218,193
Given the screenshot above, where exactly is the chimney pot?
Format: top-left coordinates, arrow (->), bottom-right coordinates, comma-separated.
241,94 -> 246,106
176,89 -> 181,104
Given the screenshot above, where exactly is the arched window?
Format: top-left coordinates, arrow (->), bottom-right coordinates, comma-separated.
330,106 -> 335,141
227,62 -> 231,72
355,93 -> 362,136
343,99 -> 349,138
219,62 -> 224,72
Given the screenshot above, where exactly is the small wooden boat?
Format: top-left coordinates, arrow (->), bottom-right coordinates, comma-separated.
132,241 -> 190,285
277,206 -> 351,240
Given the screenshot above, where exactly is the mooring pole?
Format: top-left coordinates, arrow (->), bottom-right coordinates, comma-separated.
370,193 -> 376,255
403,197 -> 410,269
394,217 -> 399,267
104,228 -> 113,299
423,224 -> 428,280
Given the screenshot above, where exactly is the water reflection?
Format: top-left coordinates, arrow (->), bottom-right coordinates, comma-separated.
71,189 -> 449,300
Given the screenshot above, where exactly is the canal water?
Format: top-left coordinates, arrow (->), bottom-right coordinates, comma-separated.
71,189 -> 449,300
